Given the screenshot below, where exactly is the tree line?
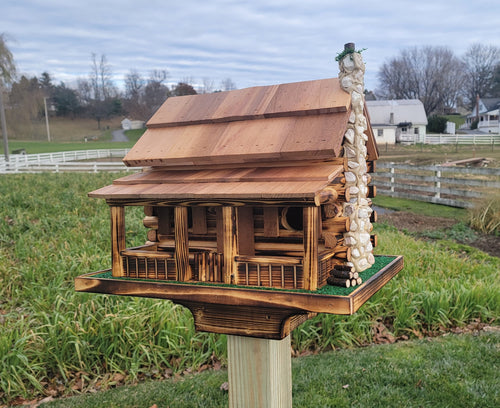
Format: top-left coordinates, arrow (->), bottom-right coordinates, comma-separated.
4,54 -> 237,133
376,43 -> 500,115
0,35 -> 237,138
1,32 -> 500,141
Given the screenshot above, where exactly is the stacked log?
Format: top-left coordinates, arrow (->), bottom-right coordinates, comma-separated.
326,264 -> 363,288
337,43 -> 375,273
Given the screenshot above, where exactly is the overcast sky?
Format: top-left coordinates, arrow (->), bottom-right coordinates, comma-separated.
2,0 -> 499,93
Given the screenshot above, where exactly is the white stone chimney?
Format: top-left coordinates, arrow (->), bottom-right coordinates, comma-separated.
338,43 -> 375,272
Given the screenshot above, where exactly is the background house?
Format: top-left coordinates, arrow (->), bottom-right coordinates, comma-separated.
464,98 -> 500,133
366,99 -> 428,144
121,118 -> 145,130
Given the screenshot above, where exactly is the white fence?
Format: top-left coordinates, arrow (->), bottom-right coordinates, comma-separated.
424,133 -> 500,145
0,149 -> 138,173
411,133 -> 500,145
373,162 -> 500,208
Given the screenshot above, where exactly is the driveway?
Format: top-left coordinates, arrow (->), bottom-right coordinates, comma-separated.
111,129 -> 129,142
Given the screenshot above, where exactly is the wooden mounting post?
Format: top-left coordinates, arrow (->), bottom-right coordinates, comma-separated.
228,334 -> 292,408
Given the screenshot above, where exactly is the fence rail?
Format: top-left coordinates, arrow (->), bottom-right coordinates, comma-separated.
419,134 -> 500,145
0,149 -> 134,173
372,162 -> 500,208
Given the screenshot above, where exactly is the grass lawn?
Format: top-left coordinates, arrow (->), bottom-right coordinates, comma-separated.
41,331 -> 500,408
1,174 -> 498,406
372,195 -> 467,219
2,140 -> 135,154
377,143 -> 500,166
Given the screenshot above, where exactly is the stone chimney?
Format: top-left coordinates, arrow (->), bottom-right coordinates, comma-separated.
338,43 -> 375,272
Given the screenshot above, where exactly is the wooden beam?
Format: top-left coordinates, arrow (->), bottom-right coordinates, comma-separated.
222,206 -> 238,284
303,206 -> 319,291
174,207 -> 192,281
264,207 -> 280,237
156,207 -> 171,236
110,206 -> 125,277
228,335 -> 292,408
237,207 -> 255,255
192,207 -> 208,235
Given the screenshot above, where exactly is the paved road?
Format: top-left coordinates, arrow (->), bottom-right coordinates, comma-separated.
111,129 -> 129,142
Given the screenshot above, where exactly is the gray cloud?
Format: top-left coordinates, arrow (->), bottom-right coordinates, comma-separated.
2,0 -> 499,92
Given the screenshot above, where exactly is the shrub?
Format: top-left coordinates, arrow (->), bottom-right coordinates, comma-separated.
427,115 -> 448,133
468,194 -> 500,234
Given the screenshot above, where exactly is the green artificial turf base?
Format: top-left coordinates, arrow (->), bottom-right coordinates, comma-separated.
94,255 -> 396,297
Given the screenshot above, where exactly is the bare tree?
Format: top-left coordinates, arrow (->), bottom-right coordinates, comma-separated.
143,70 -> 170,117
377,46 -> 464,115
124,69 -> 144,100
462,43 -> 500,108
220,77 -> 236,91
89,53 -> 116,101
0,33 -> 15,84
76,78 -> 93,106
86,54 -> 120,128
0,33 -> 16,160
200,77 -> 215,94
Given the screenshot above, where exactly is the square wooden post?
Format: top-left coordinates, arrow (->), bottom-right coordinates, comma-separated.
110,205 -> 125,277
303,206 -> 319,291
222,206 -> 238,284
228,334 -> 292,408
174,206 -> 192,281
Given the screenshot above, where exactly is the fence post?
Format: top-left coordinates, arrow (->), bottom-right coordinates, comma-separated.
390,163 -> 395,194
435,168 -> 441,199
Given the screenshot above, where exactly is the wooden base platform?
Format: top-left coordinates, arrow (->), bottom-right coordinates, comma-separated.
75,255 -> 403,339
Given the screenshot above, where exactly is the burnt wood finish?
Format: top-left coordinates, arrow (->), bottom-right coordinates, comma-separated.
191,207 -> 208,235
303,207 -> 320,291
110,206 -> 125,277
156,207 -> 171,236
264,207 -> 280,237
75,256 -> 403,339
174,207 -> 192,281
237,207 -> 255,255
222,206 -> 238,284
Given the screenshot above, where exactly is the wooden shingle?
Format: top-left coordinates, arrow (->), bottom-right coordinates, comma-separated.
123,78 -> 354,168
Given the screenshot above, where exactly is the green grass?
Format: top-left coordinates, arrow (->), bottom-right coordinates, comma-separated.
0,173 -> 498,405
1,129 -> 143,155
124,129 -> 146,143
2,140 -> 135,154
41,331 -> 500,408
372,195 -> 467,219
443,114 -> 466,128
377,143 -> 500,166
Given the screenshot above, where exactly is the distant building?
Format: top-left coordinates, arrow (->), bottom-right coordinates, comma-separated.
464,98 -> 500,133
366,99 -> 428,144
121,118 -> 145,130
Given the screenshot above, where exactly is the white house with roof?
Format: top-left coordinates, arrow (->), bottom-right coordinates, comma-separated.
464,98 -> 500,133
366,99 -> 428,144
121,118 -> 145,130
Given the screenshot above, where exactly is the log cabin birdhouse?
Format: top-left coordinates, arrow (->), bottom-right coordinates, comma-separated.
76,44 -> 403,339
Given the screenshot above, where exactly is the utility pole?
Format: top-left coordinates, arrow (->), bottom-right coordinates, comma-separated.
44,97 -> 51,142
0,86 -> 9,161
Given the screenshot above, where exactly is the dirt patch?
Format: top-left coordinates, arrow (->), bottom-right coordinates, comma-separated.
378,212 -> 456,233
468,234 -> 500,258
378,211 -> 500,258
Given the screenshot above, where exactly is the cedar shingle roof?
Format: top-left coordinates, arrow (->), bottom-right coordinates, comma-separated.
123,78 -> 352,167
91,77 -> 378,202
